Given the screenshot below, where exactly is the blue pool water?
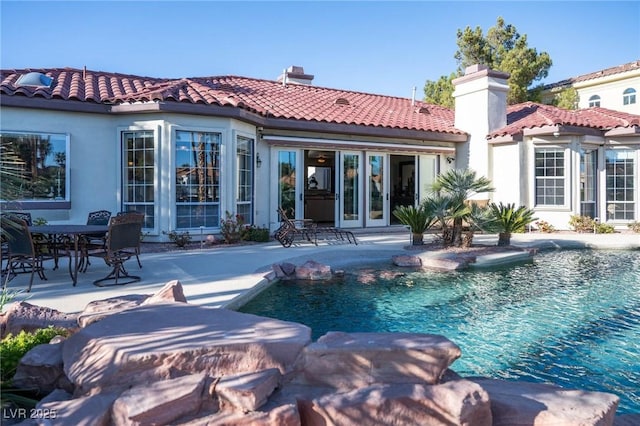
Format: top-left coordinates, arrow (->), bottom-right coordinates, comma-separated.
239,249 -> 640,414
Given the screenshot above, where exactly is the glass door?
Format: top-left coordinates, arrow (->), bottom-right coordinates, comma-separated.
272,149 -> 301,223
418,155 -> 438,203
580,148 -> 597,218
339,151 -> 363,228
367,153 -> 387,226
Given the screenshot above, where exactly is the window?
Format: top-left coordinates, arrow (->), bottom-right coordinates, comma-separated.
235,136 -> 254,224
580,149 -> 597,218
606,149 -> 635,220
588,95 -> 601,107
122,130 -> 155,228
623,88 -> 636,105
535,148 -> 565,206
175,130 -> 221,229
0,131 -> 69,202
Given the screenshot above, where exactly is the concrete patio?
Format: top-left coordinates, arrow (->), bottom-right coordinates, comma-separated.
3,230 -> 639,314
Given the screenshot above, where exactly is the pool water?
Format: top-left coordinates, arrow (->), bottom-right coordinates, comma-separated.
239,249 -> 640,414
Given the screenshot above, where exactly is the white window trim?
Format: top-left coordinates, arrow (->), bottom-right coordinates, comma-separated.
233,130 -> 256,224
170,125 -> 228,231
530,143 -> 572,211
117,125 -> 160,232
603,146 -> 638,223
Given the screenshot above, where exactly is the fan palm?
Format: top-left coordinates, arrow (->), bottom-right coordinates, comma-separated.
480,202 -> 538,246
392,204 -> 437,245
431,169 -> 494,247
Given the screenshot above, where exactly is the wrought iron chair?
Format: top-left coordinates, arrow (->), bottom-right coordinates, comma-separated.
79,210 -> 112,272
115,211 -> 143,268
1,217 -> 53,292
88,212 -> 144,287
3,211 -> 32,225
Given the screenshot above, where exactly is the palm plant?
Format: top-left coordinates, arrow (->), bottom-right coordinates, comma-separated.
431,169 -> 494,247
480,202 -> 538,246
392,204 -> 437,245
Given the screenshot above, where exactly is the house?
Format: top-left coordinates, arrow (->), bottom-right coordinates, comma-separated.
541,60 -> 640,114
1,65 -> 639,241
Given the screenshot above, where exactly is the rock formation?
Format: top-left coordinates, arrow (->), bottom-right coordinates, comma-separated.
3,280 -> 621,425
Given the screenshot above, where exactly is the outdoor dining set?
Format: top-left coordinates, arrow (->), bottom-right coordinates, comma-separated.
1,210 -> 145,291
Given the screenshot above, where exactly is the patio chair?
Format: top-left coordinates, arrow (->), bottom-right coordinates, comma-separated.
274,207 -> 358,248
115,211 -> 143,268
78,210 -> 112,272
1,217 -> 54,292
88,212 -> 144,287
2,211 -> 32,225
1,211 -> 60,268
274,207 -> 318,247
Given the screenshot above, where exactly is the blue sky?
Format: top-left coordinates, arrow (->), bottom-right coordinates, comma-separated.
1,1 -> 638,98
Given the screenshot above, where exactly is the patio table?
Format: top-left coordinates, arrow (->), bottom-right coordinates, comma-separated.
30,224 -> 109,285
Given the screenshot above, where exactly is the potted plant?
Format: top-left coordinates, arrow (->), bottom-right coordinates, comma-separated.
392,204 -> 437,245
482,202 -> 537,246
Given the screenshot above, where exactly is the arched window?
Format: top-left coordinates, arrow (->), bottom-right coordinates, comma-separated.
623,88 -> 636,105
588,95 -> 601,107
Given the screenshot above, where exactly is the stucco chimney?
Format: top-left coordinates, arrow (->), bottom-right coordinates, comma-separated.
277,66 -> 314,85
452,64 -> 509,182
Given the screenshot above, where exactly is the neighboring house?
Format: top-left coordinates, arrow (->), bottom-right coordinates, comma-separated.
541,60 -> 640,114
1,65 -> 639,240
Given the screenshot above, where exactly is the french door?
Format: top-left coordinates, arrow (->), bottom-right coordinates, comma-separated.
339,151 -> 363,228
366,153 -> 388,226
273,149 -> 302,223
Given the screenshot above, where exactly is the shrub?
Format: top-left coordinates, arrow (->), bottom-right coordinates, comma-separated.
596,223 -> 615,234
628,221 -> 640,233
162,230 -> 192,248
569,215 -> 596,233
242,225 -> 270,242
220,211 -> 245,244
535,220 -> 556,233
1,327 -> 69,383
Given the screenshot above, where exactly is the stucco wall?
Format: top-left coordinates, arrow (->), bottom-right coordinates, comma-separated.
576,74 -> 640,114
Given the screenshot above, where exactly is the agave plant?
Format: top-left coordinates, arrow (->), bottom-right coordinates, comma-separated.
392,204 -> 437,245
481,202 -> 538,246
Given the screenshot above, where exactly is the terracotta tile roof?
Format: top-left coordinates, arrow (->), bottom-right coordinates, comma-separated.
489,102 -> 640,139
0,67 -> 463,135
3,68 -> 638,140
543,60 -> 640,89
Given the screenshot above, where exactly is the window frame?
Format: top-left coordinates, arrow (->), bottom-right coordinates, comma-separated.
234,133 -> 255,225
120,127 -> 158,230
605,148 -> 636,222
173,128 -> 224,231
588,95 -> 601,107
533,145 -> 570,210
623,88 -> 637,106
0,130 -> 71,209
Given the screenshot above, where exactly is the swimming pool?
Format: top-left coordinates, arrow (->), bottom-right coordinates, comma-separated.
239,249 -> 640,414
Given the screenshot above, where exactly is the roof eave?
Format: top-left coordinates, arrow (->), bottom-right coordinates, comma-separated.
0,94 -> 111,113
28,99 -> 467,143
261,117 -> 468,143
605,127 -> 640,137
487,133 -> 521,144
523,124 -> 604,138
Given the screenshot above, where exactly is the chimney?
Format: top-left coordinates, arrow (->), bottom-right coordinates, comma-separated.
452,64 -> 509,181
277,66 -> 314,85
